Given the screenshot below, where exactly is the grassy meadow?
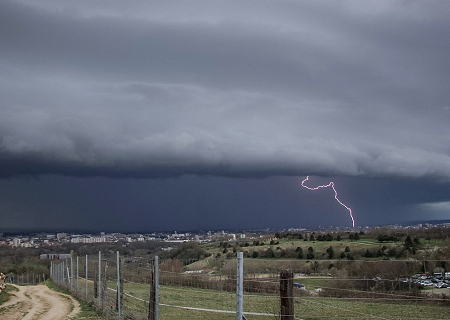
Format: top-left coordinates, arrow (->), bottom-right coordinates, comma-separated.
106,280 -> 450,320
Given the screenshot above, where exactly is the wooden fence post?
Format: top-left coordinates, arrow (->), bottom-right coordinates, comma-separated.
148,256 -> 159,320
280,270 -> 294,320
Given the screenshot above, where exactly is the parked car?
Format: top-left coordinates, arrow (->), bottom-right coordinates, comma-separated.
435,282 -> 448,288
420,280 -> 433,286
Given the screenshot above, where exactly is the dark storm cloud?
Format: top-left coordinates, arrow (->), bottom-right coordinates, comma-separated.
1,0 -> 450,182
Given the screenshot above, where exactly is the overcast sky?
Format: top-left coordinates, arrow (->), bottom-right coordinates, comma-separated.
1,0 -> 450,232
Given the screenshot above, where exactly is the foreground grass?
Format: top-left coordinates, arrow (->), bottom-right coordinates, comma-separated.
104,280 -> 450,320
296,297 -> 450,320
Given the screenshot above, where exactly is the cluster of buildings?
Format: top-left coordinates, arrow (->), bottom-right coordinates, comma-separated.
0,230 -> 251,249
1,222 -> 449,249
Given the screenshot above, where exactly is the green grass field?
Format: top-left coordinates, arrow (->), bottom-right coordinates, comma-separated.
102,278 -> 450,320
3,279 -> 449,320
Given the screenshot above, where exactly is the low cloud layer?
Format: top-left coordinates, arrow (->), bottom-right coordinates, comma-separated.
1,0 -> 450,181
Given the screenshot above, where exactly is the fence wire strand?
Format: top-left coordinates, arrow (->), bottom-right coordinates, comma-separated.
46,254 -> 450,320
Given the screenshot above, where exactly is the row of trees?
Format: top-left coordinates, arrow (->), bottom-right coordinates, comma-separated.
217,245 -> 356,260
217,237 -> 428,261
275,232 -> 363,242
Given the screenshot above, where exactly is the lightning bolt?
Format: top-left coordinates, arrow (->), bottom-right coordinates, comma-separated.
301,176 -> 355,227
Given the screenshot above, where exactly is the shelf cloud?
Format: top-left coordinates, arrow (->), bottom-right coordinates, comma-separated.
1,1 -> 450,230
1,0 -> 449,181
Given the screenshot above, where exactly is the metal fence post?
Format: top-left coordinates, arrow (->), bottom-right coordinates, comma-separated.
117,251 -> 121,320
236,252 -> 244,320
71,256 -> 74,291
77,256 -> 79,293
86,255 -> 88,298
155,255 -> 159,319
67,264 -> 71,287
98,251 -> 102,309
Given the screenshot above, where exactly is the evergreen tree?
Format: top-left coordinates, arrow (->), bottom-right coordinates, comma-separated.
326,246 -> 334,259
307,246 -> 314,259
296,247 -> 303,259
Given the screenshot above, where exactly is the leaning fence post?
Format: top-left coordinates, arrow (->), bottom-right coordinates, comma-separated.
67,265 -> 71,287
236,252 -> 244,320
280,270 -> 294,320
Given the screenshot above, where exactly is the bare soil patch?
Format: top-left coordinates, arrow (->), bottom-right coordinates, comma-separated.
0,284 -> 80,320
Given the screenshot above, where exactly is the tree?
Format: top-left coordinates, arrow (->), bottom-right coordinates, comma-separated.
307,247 -> 314,259
165,241 -> 209,262
345,246 -> 350,252
326,246 -> 334,259
296,247 -> 303,259
265,248 -> 275,258
404,235 -> 417,254
364,249 -> 374,258
309,234 -> 315,241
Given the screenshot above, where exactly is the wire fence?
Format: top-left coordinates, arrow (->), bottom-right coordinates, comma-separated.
49,253 -> 450,320
5,272 -> 47,285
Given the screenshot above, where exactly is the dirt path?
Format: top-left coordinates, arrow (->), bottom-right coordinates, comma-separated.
0,284 -> 81,320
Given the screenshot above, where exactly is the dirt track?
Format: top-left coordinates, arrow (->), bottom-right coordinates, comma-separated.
0,284 -> 80,320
